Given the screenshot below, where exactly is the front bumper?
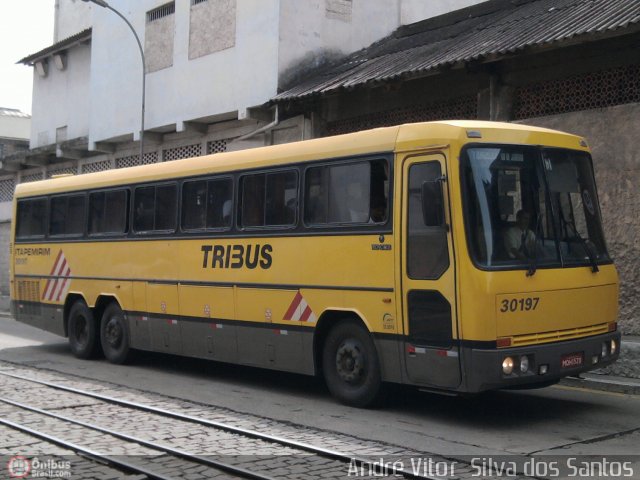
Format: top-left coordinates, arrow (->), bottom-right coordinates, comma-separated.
462,331 -> 621,393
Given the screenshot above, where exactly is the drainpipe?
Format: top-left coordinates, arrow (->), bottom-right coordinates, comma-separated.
235,105 -> 280,142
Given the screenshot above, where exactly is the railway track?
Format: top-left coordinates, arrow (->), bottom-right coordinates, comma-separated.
0,366 -> 449,479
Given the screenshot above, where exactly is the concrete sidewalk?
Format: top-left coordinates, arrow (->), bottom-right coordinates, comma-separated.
0,307 -> 638,394
564,335 -> 640,395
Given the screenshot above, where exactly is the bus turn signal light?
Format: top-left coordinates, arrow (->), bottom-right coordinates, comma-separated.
497,337 -> 512,348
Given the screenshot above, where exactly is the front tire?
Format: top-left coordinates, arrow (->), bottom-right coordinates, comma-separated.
68,300 -> 100,359
100,303 -> 131,364
322,321 -> 384,407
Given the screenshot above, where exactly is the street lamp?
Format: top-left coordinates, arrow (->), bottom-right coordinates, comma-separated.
82,0 -> 146,163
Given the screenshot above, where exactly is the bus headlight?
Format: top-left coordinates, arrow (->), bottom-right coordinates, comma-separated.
601,342 -> 608,358
520,355 -> 529,374
611,339 -> 617,355
502,357 -> 514,375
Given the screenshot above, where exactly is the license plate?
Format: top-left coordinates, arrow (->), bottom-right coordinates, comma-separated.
561,352 -> 584,369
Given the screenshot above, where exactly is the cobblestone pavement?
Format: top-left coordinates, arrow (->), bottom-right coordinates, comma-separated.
0,360 -> 532,479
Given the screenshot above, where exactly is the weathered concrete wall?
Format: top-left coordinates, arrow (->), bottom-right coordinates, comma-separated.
54,0 -> 92,42
278,0 -> 490,91
30,42 -> 90,148
189,0 -> 236,60
145,7 -> 175,73
278,0 -> 402,89
522,103 -> 640,335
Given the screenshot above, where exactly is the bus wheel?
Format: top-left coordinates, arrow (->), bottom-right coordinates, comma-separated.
100,303 -> 131,364
322,321 -> 383,407
68,300 -> 100,359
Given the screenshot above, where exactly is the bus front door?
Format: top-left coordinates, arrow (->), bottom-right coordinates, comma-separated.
401,153 -> 460,388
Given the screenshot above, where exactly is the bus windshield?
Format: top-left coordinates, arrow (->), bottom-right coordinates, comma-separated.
462,145 -> 609,270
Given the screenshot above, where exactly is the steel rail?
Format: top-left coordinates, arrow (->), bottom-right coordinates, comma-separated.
0,370 -> 432,479
0,395 -> 277,480
0,416 -> 175,480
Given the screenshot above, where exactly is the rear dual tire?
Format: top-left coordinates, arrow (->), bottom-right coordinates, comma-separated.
100,303 -> 131,364
68,300 -> 100,359
67,300 -> 131,364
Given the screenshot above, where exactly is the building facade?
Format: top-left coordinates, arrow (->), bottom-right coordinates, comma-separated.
1,0 -> 488,305
0,108 -> 30,306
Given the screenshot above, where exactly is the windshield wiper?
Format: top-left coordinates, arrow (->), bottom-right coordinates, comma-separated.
563,219 -> 599,273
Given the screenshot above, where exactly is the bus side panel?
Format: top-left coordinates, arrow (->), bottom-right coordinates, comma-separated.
128,281 -> 151,351
178,285 -> 237,363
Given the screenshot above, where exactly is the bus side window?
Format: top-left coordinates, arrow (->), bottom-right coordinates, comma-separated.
304,159 -> 388,226
50,194 -> 85,236
182,180 -> 207,230
89,190 -> 129,235
16,198 -> 47,239
206,179 -> 233,229
240,171 -> 297,228
134,184 -> 176,233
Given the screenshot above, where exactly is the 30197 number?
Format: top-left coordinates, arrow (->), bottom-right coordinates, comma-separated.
500,297 -> 540,313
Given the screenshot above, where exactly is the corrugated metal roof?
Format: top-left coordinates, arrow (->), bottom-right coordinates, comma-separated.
19,28 -> 92,65
0,107 -> 31,119
274,0 -> 640,101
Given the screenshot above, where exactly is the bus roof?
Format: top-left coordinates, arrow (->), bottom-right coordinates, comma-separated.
15,120 -> 585,198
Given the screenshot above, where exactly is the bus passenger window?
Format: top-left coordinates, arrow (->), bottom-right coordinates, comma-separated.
16,198 -> 47,239
240,171 -> 297,228
304,159 -> 388,226
206,179 -> 232,229
89,190 -> 129,235
182,180 -> 207,230
240,174 -> 265,227
155,185 -> 177,231
134,184 -> 176,233
182,178 -> 232,231
50,195 -> 85,236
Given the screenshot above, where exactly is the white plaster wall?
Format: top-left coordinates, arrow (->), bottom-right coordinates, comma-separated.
278,0 -> 400,85
0,116 -> 30,140
88,0 -> 280,144
277,0 -> 491,86
400,0 -> 490,24
30,44 -> 91,148
54,0 -> 93,41
0,204 -> 11,223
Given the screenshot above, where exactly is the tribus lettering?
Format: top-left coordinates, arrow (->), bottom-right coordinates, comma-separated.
201,244 -> 273,269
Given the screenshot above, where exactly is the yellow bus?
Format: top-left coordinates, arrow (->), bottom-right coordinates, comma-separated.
10,121 -> 620,406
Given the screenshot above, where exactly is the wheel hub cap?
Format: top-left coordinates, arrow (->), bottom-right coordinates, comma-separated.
105,317 -> 122,348
336,340 -> 364,383
75,317 -> 88,345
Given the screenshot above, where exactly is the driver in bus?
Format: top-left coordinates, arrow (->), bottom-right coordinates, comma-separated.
504,209 -> 536,260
